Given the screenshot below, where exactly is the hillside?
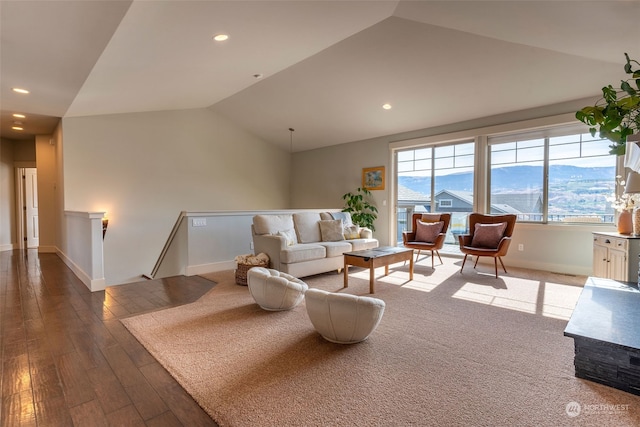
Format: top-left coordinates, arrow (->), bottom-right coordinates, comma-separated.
399,165 -> 615,194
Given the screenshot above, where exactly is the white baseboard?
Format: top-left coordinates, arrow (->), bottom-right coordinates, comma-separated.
0,243 -> 16,252
56,248 -> 106,292
38,245 -> 58,253
185,260 -> 236,276
469,255 -> 591,277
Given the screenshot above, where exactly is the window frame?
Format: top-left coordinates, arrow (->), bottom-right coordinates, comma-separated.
487,128 -> 615,224
389,113 -> 623,243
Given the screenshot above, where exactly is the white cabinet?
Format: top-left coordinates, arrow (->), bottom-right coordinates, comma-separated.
592,232 -> 640,282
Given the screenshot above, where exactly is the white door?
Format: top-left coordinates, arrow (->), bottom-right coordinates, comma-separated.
24,168 -> 39,248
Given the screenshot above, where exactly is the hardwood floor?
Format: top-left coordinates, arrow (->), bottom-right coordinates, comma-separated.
0,250 -> 218,426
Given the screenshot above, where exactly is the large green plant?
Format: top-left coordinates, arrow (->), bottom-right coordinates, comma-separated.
342,187 -> 378,231
576,53 -> 640,156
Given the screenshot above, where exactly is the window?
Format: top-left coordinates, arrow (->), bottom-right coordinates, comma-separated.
488,126 -> 615,223
396,141 -> 475,244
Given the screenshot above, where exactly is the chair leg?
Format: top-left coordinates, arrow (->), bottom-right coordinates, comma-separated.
498,257 -> 508,274
415,249 -> 421,263
435,250 -> 443,265
473,256 -> 480,269
494,258 -> 498,278
460,254 -> 469,273
430,250 -> 434,268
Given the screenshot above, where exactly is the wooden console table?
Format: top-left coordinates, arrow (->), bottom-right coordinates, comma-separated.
564,277 -> 640,395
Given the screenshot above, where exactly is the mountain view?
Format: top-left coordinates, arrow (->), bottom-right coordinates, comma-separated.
399,165 -> 616,216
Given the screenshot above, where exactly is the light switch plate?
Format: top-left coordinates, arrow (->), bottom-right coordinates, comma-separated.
192,218 -> 207,227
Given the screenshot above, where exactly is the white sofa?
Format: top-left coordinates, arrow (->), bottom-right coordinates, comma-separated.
251,211 -> 379,278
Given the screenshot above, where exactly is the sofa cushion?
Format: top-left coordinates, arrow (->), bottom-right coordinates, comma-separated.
318,241 -> 352,258
319,219 -> 345,242
277,229 -> 298,246
280,244 -> 326,264
293,212 -> 322,243
253,214 -> 294,235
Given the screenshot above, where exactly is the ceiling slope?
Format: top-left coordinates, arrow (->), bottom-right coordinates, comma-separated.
1,0 -> 638,151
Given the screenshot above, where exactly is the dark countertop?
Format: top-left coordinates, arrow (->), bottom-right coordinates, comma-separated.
564,277 -> 640,350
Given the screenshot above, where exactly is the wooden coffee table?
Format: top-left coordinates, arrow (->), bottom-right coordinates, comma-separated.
343,246 -> 414,294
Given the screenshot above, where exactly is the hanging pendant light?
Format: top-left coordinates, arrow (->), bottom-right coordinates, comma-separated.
289,128 -> 295,153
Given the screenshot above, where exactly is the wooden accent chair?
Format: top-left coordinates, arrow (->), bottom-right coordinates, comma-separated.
458,213 -> 517,278
402,213 -> 451,268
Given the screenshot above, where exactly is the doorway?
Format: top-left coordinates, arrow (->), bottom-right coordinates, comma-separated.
16,167 -> 39,249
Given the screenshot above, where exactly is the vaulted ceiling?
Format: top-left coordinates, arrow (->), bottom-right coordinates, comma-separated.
1,1 -> 638,152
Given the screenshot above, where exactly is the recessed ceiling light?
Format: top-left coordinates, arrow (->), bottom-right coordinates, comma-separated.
13,113 -> 26,119
213,34 -> 229,42
12,126 -> 23,131
382,103 -> 392,110
12,87 -> 29,94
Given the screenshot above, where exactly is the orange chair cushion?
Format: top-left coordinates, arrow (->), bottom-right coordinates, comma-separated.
471,222 -> 507,248
415,220 -> 444,243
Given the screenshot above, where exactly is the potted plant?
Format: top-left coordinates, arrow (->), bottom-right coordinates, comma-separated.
342,187 -> 378,231
575,53 -> 640,156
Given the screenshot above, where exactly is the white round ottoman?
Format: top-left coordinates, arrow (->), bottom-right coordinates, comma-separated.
305,288 -> 385,344
247,267 -> 308,311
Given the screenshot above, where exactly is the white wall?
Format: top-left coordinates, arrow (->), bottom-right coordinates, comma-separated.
36,135 -> 58,253
62,108 -> 290,285
291,138 -> 391,246
0,139 -> 15,251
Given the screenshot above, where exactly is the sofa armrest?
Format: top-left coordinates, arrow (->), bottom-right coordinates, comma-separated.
359,227 -> 373,239
251,229 -> 287,271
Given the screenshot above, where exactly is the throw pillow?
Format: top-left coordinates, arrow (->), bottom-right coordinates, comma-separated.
319,220 -> 345,242
414,220 -> 444,243
330,211 -> 354,227
471,222 -> 507,248
343,225 -> 360,240
277,229 -> 298,246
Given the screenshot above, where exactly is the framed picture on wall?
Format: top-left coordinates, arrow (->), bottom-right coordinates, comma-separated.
362,166 -> 385,190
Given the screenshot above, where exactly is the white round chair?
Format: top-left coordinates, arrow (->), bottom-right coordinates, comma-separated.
247,267 -> 308,311
305,288 -> 386,344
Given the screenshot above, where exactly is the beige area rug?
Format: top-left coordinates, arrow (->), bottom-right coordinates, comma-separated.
121,256 -> 640,426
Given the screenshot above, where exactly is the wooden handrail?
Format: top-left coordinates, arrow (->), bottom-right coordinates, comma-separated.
145,211 -> 186,279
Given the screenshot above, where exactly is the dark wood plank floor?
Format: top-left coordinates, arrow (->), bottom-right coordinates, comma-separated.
0,250 -> 218,426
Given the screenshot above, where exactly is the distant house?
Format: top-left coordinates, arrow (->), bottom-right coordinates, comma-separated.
491,193 -> 542,215
397,185 -> 430,212
432,190 -> 542,214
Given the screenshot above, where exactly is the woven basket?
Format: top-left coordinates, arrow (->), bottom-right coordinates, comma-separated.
235,261 -> 268,286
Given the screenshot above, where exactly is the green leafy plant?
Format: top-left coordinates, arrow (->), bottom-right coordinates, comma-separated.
576,53 -> 640,156
342,187 -> 378,231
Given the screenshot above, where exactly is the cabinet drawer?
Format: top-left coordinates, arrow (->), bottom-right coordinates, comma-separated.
594,235 -> 628,251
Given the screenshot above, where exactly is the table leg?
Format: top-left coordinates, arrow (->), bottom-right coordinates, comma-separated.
344,258 -> 348,288
409,253 -> 414,281
369,259 -> 375,294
